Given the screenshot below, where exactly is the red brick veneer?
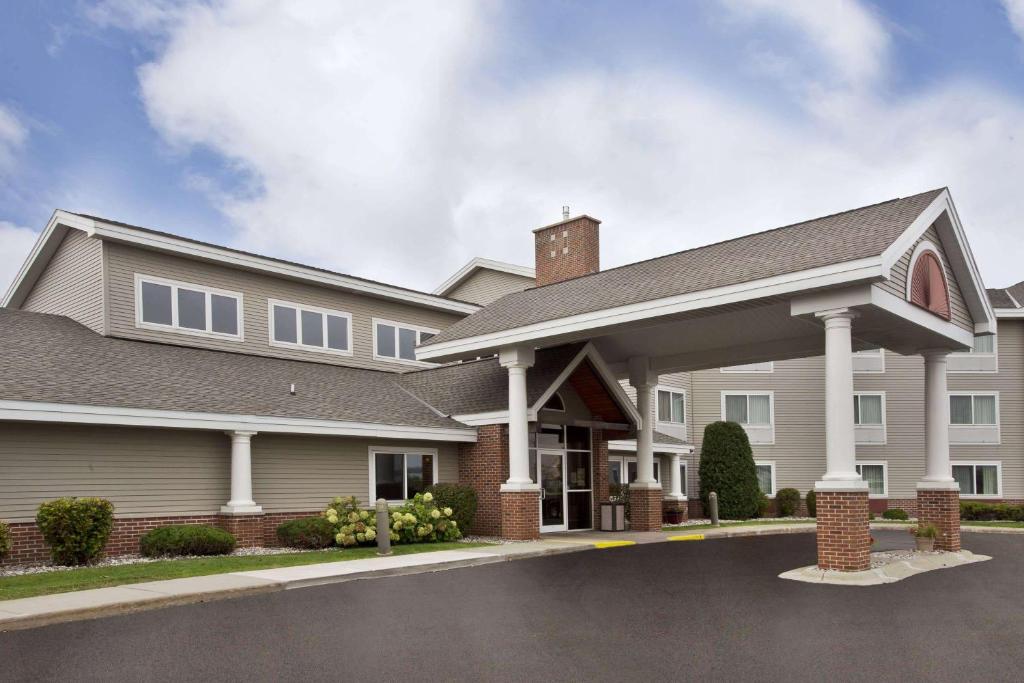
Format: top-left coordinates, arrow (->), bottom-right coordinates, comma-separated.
629,486 -> 663,531
534,216 -> 600,287
917,488 -> 960,552
816,490 -> 870,571
457,424 -> 509,537
592,429 -> 610,524
662,498 -> 689,522
217,514 -> 264,548
500,490 -> 541,540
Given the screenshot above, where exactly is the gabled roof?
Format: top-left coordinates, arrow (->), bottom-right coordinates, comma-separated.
0,309 -> 473,440
989,280 -> 1024,317
419,189 -> 994,360
3,210 -> 479,315
433,257 -> 535,297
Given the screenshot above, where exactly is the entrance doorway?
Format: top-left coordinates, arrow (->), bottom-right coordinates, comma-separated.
530,426 -> 594,533
539,450 -> 566,532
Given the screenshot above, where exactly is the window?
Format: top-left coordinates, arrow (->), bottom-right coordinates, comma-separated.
269,300 -> 352,355
135,275 -> 242,340
626,459 -> 660,484
855,463 -> 887,496
953,463 -> 1000,497
373,319 -> 439,363
724,393 -> 772,425
949,334 -> 998,373
678,461 -> 688,494
907,244 -> 951,320
543,392 -> 565,412
853,394 -> 883,425
755,462 -> 775,497
721,362 -> 773,373
369,450 -> 437,501
950,394 -> 997,425
657,388 -> 685,424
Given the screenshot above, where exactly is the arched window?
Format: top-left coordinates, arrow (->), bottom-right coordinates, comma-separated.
543,392 -> 565,412
909,249 -> 951,320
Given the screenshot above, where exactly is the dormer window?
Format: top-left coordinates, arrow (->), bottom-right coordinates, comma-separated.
135,274 -> 242,340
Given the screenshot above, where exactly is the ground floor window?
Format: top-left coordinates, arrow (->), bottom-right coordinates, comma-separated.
855,462 -> 887,496
754,462 -> 775,496
370,450 -> 436,501
953,462 -> 1000,497
609,456 -> 661,485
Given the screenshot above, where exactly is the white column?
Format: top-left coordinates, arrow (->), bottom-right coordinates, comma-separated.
499,346 -> 539,491
628,357 -> 660,490
221,430 -> 262,514
814,310 -> 866,490
920,350 -> 958,488
667,453 -> 686,500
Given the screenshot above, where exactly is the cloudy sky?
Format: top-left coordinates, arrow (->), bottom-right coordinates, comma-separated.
2,1 -> 1023,295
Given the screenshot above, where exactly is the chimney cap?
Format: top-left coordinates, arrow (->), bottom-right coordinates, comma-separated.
531,213 -> 602,234
562,205 -> 570,219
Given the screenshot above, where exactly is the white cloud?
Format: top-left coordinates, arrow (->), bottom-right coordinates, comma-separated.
1003,0 -> 1024,43
111,0 -> 1024,292
0,222 -> 38,297
0,104 -> 28,175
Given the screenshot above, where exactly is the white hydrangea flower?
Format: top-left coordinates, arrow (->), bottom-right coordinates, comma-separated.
443,507 -> 453,517
423,492 -> 433,503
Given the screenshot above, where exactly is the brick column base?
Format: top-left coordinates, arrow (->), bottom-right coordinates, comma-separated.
816,489 -> 870,571
500,490 -> 540,540
629,486 -> 663,531
218,513 -> 265,548
917,488 -> 961,552
662,498 -> 689,523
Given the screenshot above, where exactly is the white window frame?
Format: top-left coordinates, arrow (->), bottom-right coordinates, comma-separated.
948,392 -> 1001,445
853,347 -> 885,374
948,334 -> 998,374
720,361 -> 774,373
134,273 -> 244,341
367,446 -> 440,503
855,461 -> 888,498
655,386 -> 686,427
610,455 -> 661,485
952,461 -> 1002,499
720,391 -> 775,445
678,460 -> 688,496
268,299 -> 353,356
754,461 -> 776,498
542,391 -> 566,413
372,317 -> 440,366
853,392 -> 887,445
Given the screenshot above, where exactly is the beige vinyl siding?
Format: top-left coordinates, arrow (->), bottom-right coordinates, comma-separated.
20,229 -> 105,333
104,242 -> 464,371
0,423 -> 229,522
252,435 -> 458,512
447,269 -> 534,306
877,224 -> 973,332
949,319 -> 1024,498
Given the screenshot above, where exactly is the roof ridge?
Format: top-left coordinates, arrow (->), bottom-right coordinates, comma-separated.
517,188 -> 946,295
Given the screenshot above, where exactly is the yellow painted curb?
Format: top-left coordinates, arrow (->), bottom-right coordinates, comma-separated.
593,540 -> 636,549
668,534 -> 705,542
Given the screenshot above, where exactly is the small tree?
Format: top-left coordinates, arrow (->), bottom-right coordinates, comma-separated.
698,421 -> 761,519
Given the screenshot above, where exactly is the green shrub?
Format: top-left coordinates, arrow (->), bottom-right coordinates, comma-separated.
805,490 -> 816,517
140,525 -> 236,557
755,492 -> 771,518
882,508 -> 909,521
276,517 -> 335,549
911,523 -> 938,538
36,497 -> 115,566
698,421 -> 762,519
776,488 -> 801,517
389,492 -> 462,544
0,520 -> 10,559
960,501 -> 1024,522
425,483 -> 478,535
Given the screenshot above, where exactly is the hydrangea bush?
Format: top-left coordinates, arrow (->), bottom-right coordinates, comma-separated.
322,492 -> 461,548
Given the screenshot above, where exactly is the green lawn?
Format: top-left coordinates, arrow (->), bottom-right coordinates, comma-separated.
663,519 -> 817,532
0,542 -> 488,602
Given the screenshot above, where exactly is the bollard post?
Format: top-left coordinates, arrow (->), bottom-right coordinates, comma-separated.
709,491 -> 720,527
376,498 -> 391,556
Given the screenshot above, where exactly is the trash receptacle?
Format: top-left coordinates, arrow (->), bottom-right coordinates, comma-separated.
600,502 -> 626,531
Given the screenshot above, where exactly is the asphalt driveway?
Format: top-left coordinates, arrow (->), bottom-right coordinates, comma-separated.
2,530 -> 1022,682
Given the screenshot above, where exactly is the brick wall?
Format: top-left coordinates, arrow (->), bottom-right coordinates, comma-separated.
592,429 -> 610,523
917,489 -> 960,552
534,216 -> 600,287
217,514 -> 264,548
500,490 -> 541,540
629,487 -> 663,531
816,490 -> 870,571
662,498 -> 689,523
458,424 -> 508,536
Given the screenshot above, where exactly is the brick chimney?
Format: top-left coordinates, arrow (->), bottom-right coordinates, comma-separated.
533,208 -> 600,287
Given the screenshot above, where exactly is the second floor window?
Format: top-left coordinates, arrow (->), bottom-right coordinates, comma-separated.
374,319 -> 438,363
724,393 -> 772,425
950,394 -> 997,425
853,394 -> 883,425
270,300 -> 351,354
137,275 -> 242,340
657,389 -> 685,424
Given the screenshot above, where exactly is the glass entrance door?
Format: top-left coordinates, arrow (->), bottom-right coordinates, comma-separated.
539,450 -> 566,532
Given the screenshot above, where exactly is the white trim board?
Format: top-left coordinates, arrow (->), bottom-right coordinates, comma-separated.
433,257 -> 535,296
3,211 -> 479,315
607,439 -> 693,454
0,400 -> 478,442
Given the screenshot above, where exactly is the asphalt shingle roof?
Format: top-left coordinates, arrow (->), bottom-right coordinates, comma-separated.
424,189 -> 946,347
0,309 -> 468,431
987,287 -> 1017,309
